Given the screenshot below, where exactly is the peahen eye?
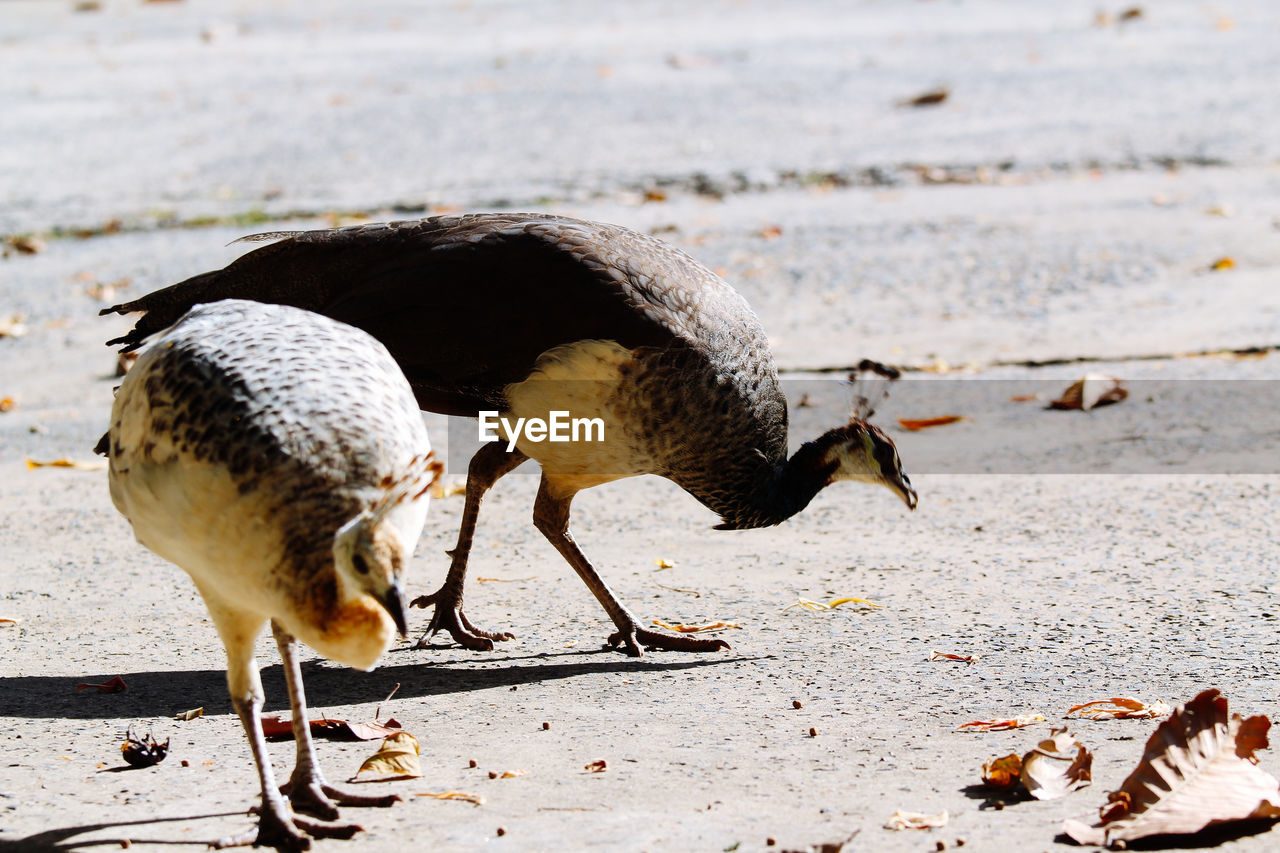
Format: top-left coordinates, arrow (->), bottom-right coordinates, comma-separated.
352,554 -> 370,575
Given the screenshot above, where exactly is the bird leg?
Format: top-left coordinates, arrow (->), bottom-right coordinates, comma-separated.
272,622 -> 400,819
210,615 -> 342,852
411,441 -> 527,650
531,476 -> 731,657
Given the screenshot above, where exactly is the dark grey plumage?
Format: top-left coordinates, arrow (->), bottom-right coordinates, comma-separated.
104,214 -> 915,655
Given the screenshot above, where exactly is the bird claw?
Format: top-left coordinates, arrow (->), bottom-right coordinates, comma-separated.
410,590 -> 514,651
606,626 -> 732,657
214,799 -> 319,851
283,779 -> 399,820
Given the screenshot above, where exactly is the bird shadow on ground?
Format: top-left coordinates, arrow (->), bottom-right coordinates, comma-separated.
2,649 -> 763,721
0,811 -> 246,851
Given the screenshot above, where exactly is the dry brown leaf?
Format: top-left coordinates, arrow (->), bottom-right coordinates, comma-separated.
1021,728 -> 1092,800
262,714 -> 403,742
584,760 -> 607,773
174,707 -> 204,722
1047,375 -> 1127,411
651,619 -> 739,634
1009,393 -> 1040,403
1119,6 -> 1144,21
1065,697 -> 1170,721
982,753 -> 1023,790
900,87 -> 950,108
1063,689 -> 1280,846
957,714 -> 1045,733
495,769 -> 525,779
76,676 -> 127,693
416,790 -> 484,806
1210,256 -> 1236,271
929,651 -> 978,664
3,236 -> 44,255
898,415 -> 966,431
26,457 -> 107,471
351,731 -> 422,780
884,809 -> 948,830
0,618 -> 18,625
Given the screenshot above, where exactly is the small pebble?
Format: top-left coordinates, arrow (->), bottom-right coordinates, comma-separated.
936,842 -> 947,852
808,727 -> 817,737
119,842 -> 131,850
766,838 -> 776,847
496,827 -> 506,837
542,721 -> 550,730
955,838 -> 967,847
469,759 -> 477,768
792,700 -> 802,709
180,760 -> 190,768
488,770 -> 498,779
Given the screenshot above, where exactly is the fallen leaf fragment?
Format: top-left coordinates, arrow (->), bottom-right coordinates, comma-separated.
900,87 -> 950,108
584,760 -> 607,773
1065,697 -> 1170,721
1009,393 -> 1040,403
885,809 -> 948,830
654,557 -> 676,569
174,707 -> 204,722
476,576 -> 536,584
416,790 -> 484,806
3,235 -> 44,255
26,457 -> 107,471
1063,689 -> 1280,846
351,731 -> 422,781
1119,6 -> 1144,21
1210,256 -> 1236,271
758,224 -> 783,240
1021,728 -> 1092,800
982,753 -> 1023,790
0,618 -> 17,625
430,477 -> 466,499
0,397 -> 14,412
277,715 -> 403,741
930,651 -> 978,664
898,415 -> 965,431
958,714 -> 1045,733
76,676 -> 127,693
784,597 -> 880,611
655,582 -> 702,597
651,619 -> 739,634
1047,375 -> 1127,411
495,769 -> 525,779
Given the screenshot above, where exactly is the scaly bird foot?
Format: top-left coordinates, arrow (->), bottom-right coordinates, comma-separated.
283,778 -> 401,820
606,626 -> 732,657
409,589 -> 515,651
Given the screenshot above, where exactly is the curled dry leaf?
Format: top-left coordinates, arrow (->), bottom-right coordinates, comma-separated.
929,651 -> 978,664
76,675 -> 127,693
416,790 -> 484,806
982,753 -> 1023,790
174,707 -> 204,722
957,714 -> 1045,733
0,618 -> 18,625
1047,375 -> 1127,411
351,731 -> 422,781
584,760 -> 607,773
1021,728 -> 1092,800
884,809 -> 948,830
1063,689 -> 1280,846
898,415 -> 966,431
1065,697 -> 1170,721
495,769 -> 525,779
262,714 -> 403,742
651,619 -> 739,634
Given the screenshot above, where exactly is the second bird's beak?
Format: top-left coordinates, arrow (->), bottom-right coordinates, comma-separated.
379,580 -> 409,638
891,475 -> 918,511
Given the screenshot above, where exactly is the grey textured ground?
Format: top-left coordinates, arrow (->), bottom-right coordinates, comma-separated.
2,1 -> 1279,851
